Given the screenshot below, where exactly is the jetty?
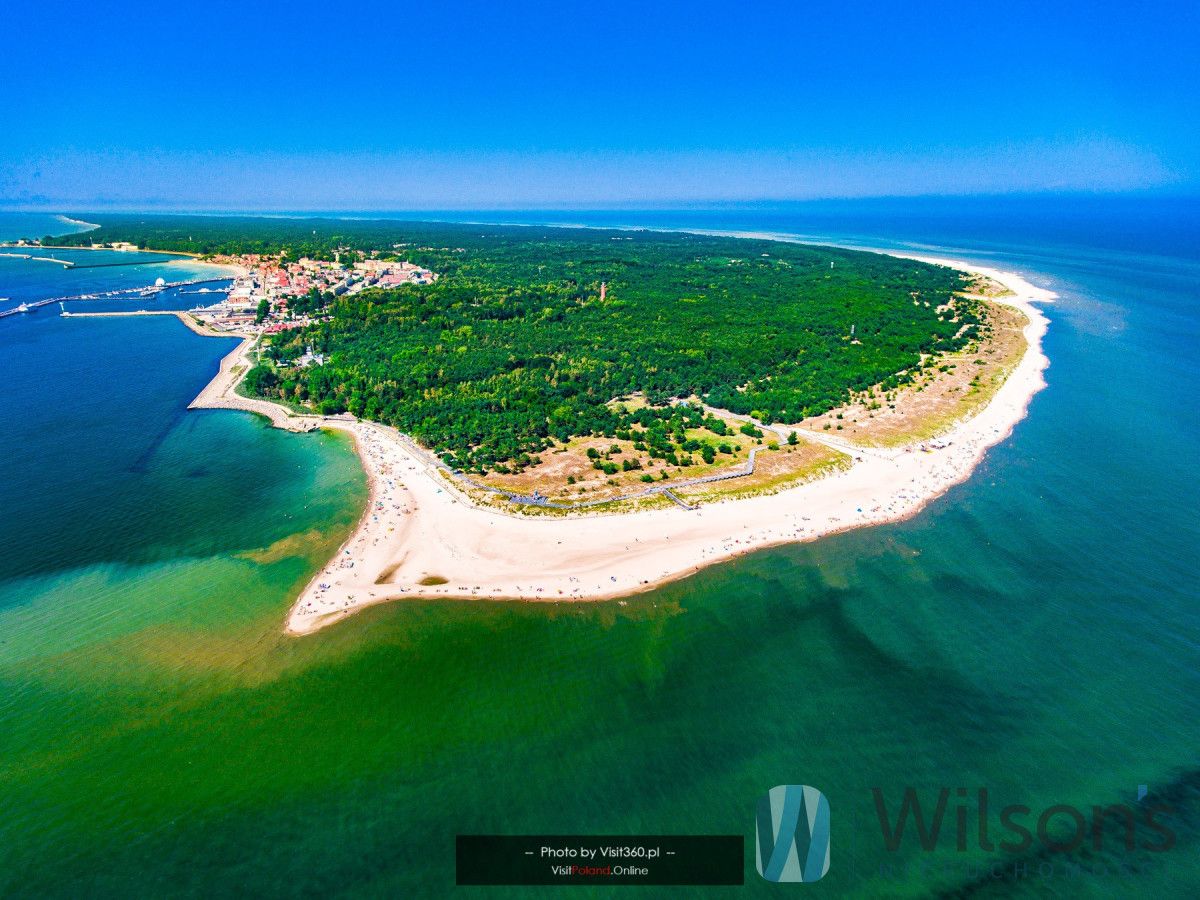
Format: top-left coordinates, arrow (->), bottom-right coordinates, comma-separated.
0,252 -> 75,267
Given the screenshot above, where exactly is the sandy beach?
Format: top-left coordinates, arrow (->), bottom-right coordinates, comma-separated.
184,251 -> 1052,635
166,257 -> 251,277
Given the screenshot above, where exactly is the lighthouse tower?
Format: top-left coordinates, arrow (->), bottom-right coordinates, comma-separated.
599,282 -> 607,301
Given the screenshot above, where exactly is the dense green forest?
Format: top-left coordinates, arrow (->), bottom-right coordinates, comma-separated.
56,216 -> 977,472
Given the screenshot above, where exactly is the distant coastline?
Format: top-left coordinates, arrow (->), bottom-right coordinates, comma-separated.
56,214 -> 100,231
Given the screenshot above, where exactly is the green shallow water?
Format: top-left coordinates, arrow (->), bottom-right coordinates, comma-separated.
0,210 -> 1197,897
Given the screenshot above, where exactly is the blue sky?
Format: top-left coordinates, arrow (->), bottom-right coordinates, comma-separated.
3,0 -> 1198,209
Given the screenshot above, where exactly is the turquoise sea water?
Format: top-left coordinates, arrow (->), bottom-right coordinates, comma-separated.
0,204 -> 1197,898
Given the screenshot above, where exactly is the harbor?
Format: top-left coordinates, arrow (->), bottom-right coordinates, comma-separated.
0,277 -> 231,319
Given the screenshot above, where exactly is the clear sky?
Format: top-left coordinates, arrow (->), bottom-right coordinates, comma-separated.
3,0 -> 1198,209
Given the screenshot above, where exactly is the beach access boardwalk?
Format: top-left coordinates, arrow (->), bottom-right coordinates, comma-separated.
449,448 -> 763,512
430,400 -> 834,513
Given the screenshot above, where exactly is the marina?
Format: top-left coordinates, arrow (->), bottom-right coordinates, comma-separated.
0,277 -> 231,319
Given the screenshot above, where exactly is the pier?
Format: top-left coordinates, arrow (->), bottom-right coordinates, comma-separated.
0,252 -> 75,267
0,251 -> 190,270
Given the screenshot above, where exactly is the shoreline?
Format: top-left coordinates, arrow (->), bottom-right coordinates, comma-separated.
187,335 -> 320,428
167,240 -> 1051,635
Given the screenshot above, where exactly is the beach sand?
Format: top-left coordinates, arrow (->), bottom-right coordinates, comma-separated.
163,256 -> 250,278
186,253 -> 1052,635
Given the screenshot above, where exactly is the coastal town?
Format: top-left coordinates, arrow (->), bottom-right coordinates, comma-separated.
189,252 -> 438,334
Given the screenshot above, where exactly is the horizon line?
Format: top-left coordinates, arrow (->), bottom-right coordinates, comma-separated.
3,188 -> 1199,218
